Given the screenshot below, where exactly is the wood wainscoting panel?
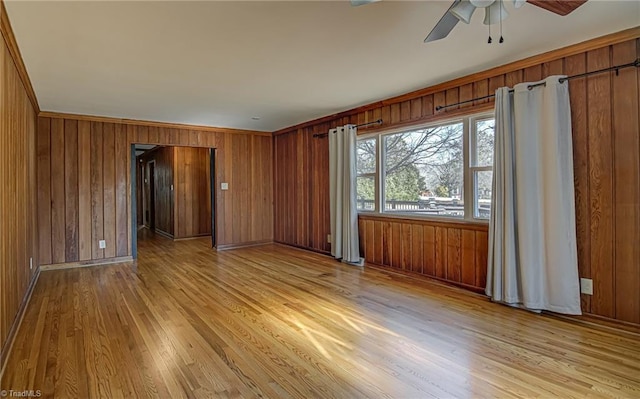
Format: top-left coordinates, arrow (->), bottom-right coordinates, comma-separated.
460,229 -> 476,287
410,224 -> 423,274
358,215 -> 489,292
475,231 -> 488,289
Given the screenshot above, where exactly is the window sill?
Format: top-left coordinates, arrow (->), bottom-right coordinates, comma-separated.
357,212 -> 489,230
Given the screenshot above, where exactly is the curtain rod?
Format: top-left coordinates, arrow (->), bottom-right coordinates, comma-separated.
435,58 -> 640,111
312,119 -> 383,138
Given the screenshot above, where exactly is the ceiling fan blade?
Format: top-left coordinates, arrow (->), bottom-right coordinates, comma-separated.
424,0 -> 461,43
526,0 -> 587,16
350,0 -> 380,6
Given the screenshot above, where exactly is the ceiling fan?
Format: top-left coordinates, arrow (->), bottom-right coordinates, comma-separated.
350,0 -> 587,43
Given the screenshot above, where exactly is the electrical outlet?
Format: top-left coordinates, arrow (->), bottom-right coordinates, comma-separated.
580,278 -> 593,295
327,234 -> 331,243
99,240 -> 106,249
30,257 -> 33,270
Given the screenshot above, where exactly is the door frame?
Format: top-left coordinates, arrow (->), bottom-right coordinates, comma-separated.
146,160 -> 156,230
210,148 -> 217,248
131,144 -> 217,259
131,145 -> 138,258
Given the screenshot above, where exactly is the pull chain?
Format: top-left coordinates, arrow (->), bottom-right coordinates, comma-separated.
499,0 -> 504,43
487,8 -> 492,43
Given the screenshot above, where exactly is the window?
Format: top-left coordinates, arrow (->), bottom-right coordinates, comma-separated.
384,122 -> 464,217
471,118 -> 495,219
356,137 -> 377,211
355,112 -> 494,221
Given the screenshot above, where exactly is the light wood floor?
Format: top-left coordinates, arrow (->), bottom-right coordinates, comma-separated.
3,232 -> 640,398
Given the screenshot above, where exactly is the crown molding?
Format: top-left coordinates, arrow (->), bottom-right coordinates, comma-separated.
38,111 -> 272,137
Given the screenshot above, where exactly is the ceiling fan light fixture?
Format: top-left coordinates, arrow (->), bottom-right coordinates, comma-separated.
470,0 -> 495,8
513,0 -> 526,8
450,0 -> 477,24
483,0 -> 508,25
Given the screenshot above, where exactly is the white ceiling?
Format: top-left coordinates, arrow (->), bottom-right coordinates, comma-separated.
5,0 -> 639,132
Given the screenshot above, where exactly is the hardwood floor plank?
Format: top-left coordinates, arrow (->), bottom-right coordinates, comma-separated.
2,233 -> 640,398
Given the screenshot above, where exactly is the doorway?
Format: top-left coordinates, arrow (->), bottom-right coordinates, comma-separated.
131,144 -> 217,258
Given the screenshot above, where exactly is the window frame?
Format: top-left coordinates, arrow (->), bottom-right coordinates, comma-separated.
469,115 -> 495,220
355,111 -> 494,224
355,135 -> 380,213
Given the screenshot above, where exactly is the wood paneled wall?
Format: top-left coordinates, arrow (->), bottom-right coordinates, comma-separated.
139,146 -> 175,236
155,147 -> 175,236
37,117 -> 273,264
359,216 -> 488,292
0,4 -> 39,365
175,146 -> 211,239
274,33 -> 640,325
138,146 -> 211,239
38,119 -> 129,262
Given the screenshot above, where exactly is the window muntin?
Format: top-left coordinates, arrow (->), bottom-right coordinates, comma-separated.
357,113 -> 494,222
